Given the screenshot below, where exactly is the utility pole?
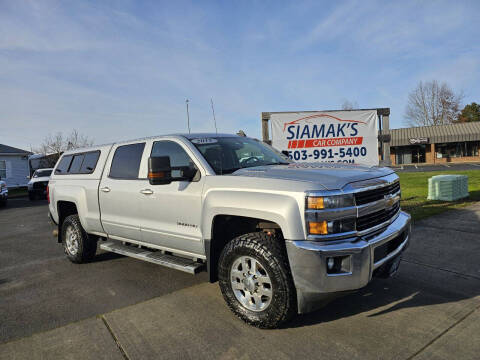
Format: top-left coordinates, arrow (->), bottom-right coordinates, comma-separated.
185,99 -> 191,134
211,98 -> 218,134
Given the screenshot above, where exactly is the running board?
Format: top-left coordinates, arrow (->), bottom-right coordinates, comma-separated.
99,241 -> 205,274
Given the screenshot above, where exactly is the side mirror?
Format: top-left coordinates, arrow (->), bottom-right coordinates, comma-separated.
148,156 -> 172,185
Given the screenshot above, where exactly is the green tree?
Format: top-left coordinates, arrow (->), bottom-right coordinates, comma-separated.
457,102 -> 480,122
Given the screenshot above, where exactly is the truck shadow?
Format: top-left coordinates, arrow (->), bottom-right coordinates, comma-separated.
90,251 -> 124,262
286,272 -> 479,329
285,204 -> 480,329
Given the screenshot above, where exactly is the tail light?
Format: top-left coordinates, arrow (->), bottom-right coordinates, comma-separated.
47,185 -> 50,204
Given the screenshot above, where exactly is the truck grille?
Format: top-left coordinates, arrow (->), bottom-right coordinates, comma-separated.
33,181 -> 48,190
357,201 -> 400,232
305,174 -> 403,239
355,181 -> 400,205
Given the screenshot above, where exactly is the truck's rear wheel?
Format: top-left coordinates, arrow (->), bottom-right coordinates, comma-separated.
62,215 -> 97,263
218,232 -> 296,328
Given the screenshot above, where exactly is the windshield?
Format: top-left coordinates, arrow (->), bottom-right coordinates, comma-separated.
191,137 -> 290,175
34,170 -> 52,178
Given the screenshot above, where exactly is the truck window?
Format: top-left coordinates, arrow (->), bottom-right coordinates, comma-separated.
55,155 -> 73,174
69,154 -> 85,173
109,143 -> 145,179
80,151 -> 100,173
151,141 -> 195,177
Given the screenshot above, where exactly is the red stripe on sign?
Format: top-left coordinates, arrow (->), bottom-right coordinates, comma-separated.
295,137 -> 363,148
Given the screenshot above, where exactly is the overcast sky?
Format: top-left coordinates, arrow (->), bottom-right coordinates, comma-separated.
1,0 -> 479,150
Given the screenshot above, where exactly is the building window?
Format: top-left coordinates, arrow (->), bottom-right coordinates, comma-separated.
395,145 -> 426,164
436,141 -> 480,158
466,141 -> 479,157
0,160 -> 6,179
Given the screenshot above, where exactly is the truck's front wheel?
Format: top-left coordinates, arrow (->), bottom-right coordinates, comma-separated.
218,232 -> 296,328
62,215 -> 97,263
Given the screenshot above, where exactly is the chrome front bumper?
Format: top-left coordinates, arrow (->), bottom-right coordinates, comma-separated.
286,211 -> 411,314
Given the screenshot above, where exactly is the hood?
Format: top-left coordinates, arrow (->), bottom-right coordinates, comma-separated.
232,163 -> 395,190
29,176 -> 50,184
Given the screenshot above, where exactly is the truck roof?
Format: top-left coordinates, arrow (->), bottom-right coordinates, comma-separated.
61,133 -> 240,156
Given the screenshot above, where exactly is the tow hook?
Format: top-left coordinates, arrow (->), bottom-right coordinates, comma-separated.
52,229 -> 58,237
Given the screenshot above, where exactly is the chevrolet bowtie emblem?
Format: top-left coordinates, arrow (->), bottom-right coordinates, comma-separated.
385,194 -> 395,208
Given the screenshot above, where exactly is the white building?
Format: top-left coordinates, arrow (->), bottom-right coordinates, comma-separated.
0,144 -> 32,188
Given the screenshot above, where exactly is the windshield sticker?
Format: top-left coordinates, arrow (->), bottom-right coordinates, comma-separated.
191,138 -> 218,145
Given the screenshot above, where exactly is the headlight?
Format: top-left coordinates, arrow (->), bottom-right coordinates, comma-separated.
308,219 -> 355,235
306,193 -> 356,236
306,194 -> 354,209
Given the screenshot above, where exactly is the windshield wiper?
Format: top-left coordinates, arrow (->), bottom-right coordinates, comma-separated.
220,167 -> 241,174
262,162 -> 290,166
240,161 -> 289,169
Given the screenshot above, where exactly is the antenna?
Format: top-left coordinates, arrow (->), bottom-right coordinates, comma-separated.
185,99 -> 191,134
210,98 -> 218,134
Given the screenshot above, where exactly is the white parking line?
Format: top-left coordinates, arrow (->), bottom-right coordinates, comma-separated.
414,164 -> 418,169
442,164 -> 450,168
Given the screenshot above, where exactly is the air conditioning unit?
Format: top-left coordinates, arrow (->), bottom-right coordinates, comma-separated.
428,175 -> 469,201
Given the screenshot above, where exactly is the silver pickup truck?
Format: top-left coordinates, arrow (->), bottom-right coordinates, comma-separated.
48,133 -> 411,328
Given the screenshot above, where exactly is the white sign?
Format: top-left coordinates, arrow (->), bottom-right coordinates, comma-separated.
270,110 -> 379,166
190,138 -> 218,144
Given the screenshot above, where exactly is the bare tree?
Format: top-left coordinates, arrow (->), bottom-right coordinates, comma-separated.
404,80 -> 463,126
341,99 -> 358,110
34,130 -> 94,167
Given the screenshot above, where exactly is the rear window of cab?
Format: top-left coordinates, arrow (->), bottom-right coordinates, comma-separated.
55,151 -> 101,175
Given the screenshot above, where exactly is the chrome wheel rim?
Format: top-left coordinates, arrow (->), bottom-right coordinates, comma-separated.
65,225 -> 79,255
230,256 -> 272,312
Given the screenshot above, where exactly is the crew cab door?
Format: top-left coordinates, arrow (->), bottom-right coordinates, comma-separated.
99,141 -> 147,241
138,139 -> 205,256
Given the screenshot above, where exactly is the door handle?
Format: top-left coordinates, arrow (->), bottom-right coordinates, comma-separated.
140,189 -> 154,195
100,187 -> 111,193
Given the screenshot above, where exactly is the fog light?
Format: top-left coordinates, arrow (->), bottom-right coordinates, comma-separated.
327,257 -> 335,270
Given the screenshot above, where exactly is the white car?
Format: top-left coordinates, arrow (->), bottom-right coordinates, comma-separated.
0,177 -> 7,206
28,168 -> 53,200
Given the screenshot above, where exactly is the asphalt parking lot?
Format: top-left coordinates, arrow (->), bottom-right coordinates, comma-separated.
392,162 -> 480,172
1,198 -> 479,359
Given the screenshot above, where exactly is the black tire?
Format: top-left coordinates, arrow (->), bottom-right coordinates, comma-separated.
218,232 -> 297,328
61,214 -> 97,263
28,192 -> 35,201
0,199 -> 6,207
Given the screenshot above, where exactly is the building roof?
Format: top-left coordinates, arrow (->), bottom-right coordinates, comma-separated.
389,122 -> 480,146
0,144 -> 31,155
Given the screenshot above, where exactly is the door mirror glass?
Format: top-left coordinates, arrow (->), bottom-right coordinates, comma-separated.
148,156 -> 198,185
148,156 -> 172,185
